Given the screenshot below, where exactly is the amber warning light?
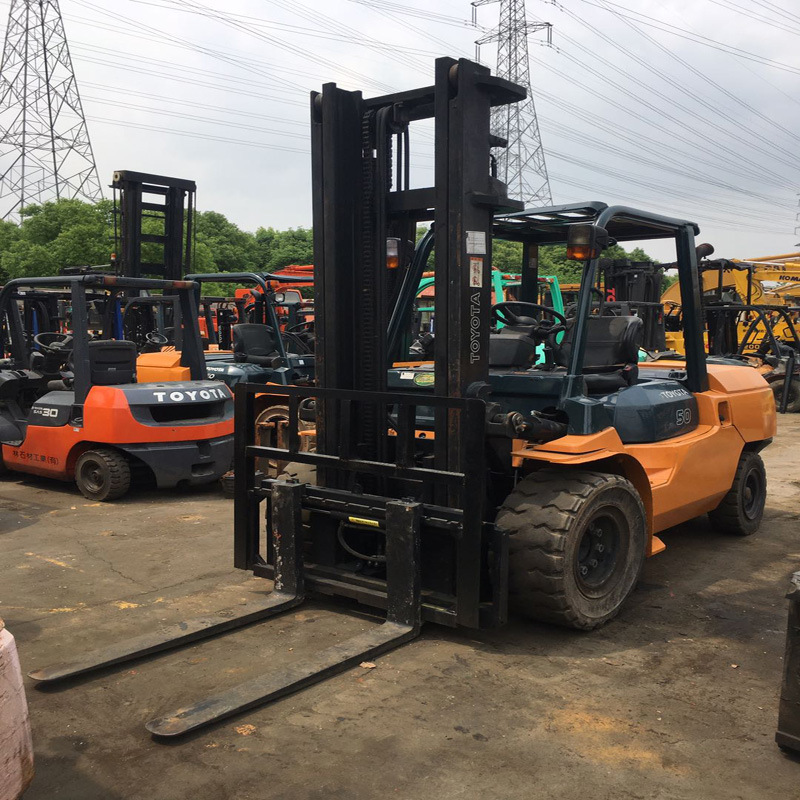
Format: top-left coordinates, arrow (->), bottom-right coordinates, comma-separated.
566,224 -> 610,261
386,238 -> 400,269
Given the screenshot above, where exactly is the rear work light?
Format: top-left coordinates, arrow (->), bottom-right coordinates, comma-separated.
566,223 -> 611,261
386,237 -> 400,269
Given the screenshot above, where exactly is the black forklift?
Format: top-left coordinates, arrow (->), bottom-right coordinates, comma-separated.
186,271 -> 314,389
30,57 -> 773,737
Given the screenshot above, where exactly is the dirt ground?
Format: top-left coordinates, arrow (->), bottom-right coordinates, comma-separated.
2,418 -> 800,800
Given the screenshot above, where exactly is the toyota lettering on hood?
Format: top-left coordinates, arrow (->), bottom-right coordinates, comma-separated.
151,386 -> 230,403
117,381 -> 233,406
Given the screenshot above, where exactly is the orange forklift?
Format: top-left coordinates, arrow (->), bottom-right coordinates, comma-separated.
0,274 -> 233,500
29,57 -> 776,737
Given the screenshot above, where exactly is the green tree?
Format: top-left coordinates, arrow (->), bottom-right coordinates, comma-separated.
195,210 -> 259,273
0,199 -> 114,279
255,226 -> 313,272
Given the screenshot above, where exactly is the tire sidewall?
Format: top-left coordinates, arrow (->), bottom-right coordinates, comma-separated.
736,452 -> 766,534
771,379 -> 800,414
75,450 -> 129,502
76,452 -> 112,501
561,482 -> 647,626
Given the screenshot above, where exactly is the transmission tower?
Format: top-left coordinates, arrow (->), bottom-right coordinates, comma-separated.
473,0 -> 552,206
0,0 -> 102,220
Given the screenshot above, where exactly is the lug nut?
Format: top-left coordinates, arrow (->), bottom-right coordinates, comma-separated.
580,565 -> 589,576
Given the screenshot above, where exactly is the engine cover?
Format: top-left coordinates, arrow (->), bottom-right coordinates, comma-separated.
602,380 -> 698,443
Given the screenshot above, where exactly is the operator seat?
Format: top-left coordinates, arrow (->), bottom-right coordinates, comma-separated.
87,340 -> 137,386
232,323 -> 281,366
489,315 -> 541,368
556,315 -> 643,393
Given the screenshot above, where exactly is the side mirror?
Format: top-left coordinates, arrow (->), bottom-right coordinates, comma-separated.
566,224 -> 611,261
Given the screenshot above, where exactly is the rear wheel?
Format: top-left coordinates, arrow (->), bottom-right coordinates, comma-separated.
708,450 -> 766,536
497,470 -> 647,630
254,404 -> 315,477
75,448 -> 131,501
771,378 -> 800,413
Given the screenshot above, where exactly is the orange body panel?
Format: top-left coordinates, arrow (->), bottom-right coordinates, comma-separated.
512,363 -> 775,552
136,352 -> 191,382
1,385 -> 233,481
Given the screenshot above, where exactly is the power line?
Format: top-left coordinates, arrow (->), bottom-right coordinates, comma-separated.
549,170 -> 789,235
567,0 -> 800,75
554,46 -> 800,180
531,87 -> 795,203
87,117 -> 310,154
528,51 -> 796,190
584,0 -> 800,154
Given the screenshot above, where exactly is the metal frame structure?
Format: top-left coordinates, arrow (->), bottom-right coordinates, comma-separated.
0,0 -> 102,219
112,171 -> 196,282
704,301 -> 800,413
473,0 -> 553,205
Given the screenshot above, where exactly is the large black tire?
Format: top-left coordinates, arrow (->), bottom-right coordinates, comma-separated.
771,378 -> 800,414
75,448 -> 131,501
708,450 -> 766,536
497,470 -> 647,630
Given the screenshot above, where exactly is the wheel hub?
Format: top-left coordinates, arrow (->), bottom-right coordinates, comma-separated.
576,516 -> 620,589
742,467 -> 763,520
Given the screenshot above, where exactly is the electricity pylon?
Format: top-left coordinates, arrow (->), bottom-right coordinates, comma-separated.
0,0 -> 102,220
474,0 -> 553,206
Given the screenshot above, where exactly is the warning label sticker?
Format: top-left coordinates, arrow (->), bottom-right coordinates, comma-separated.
466,230 -> 487,255
469,257 -> 483,288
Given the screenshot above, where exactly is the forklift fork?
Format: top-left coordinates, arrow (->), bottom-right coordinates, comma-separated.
29,485 -> 422,738
148,496 -> 421,737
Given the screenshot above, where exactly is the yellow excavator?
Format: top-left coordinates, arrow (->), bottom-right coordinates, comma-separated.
662,249 -> 800,351
659,245 -> 800,412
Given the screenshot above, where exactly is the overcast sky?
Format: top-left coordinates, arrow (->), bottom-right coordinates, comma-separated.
5,0 -> 800,261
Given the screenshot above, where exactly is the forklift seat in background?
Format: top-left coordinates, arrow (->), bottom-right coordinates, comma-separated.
556,315 -> 644,392
232,323 -> 281,366
87,340 -> 137,386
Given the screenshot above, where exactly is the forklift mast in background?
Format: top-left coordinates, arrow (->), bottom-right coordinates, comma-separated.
111,171 -> 196,281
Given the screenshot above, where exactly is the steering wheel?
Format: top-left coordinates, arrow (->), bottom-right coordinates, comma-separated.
491,302 -> 567,340
33,332 -> 74,353
285,318 -> 314,334
145,331 -> 169,346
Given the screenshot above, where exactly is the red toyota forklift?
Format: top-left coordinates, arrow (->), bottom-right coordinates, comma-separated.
0,274 -> 233,500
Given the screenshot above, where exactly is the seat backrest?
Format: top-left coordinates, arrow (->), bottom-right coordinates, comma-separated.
87,339 -> 137,386
232,323 -> 279,360
489,332 -> 539,368
557,315 -> 644,369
